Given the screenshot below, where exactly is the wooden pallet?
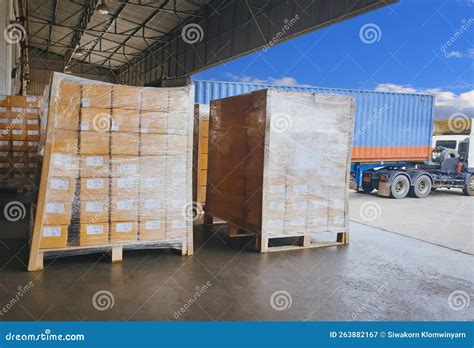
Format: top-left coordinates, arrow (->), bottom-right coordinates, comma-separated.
204,213 -> 257,238
29,239 -> 189,271
258,232 -> 349,253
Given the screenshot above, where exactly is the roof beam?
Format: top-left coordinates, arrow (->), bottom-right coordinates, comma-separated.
47,0 -> 59,54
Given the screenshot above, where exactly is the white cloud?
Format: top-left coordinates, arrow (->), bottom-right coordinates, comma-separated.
223,73 -> 313,87
444,51 -> 463,58
375,83 -> 474,119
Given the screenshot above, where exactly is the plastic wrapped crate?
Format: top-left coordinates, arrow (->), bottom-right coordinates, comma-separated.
28,73 -> 194,271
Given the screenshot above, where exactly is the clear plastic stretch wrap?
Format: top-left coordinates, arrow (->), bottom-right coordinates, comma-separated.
31,73 -> 194,256
206,89 -> 355,243
0,95 -> 42,187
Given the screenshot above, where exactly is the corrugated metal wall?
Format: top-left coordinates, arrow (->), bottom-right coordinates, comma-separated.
194,80 -> 435,162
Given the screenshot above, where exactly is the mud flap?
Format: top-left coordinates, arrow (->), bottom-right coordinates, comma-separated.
378,182 -> 391,197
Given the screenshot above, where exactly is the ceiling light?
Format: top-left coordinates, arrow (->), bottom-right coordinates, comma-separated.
97,0 -> 110,15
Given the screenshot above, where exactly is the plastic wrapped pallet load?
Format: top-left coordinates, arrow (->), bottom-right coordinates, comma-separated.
205,89 -> 355,251
28,73 -> 194,271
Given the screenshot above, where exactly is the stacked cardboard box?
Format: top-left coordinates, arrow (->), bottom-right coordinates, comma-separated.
192,104 -> 210,206
32,73 -> 193,257
0,95 -> 42,189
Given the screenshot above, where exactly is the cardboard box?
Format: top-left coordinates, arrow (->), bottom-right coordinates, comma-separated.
110,195 -> 138,222
112,85 -> 141,110
47,177 -> 76,201
0,96 -> 8,107
141,88 -> 168,111
9,96 -> 26,108
80,199 -> 109,224
111,176 -> 138,198
52,104 -> 80,131
110,221 -> 138,242
0,113 -> 10,129
138,156 -> 164,176
10,113 -> 25,130
80,155 -> 109,177
51,153 -> 79,177
12,162 -> 26,174
111,109 -> 139,133
11,129 -> 26,141
57,81 -> 81,107
11,151 -> 27,162
140,134 -> 165,156
139,175 -> 164,195
26,114 -> 40,130
52,130 -> 78,154
80,131 -> 109,155
26,129 -> 40,141
25,96 -> 41,108
40,225 -> 68,249
27,152 -> 41,163
139,220 -> 165,241
82,85 -> 112,109
0,129 -> 11,141
111,156 -> 139,176
80,223 -> 109,246
0,162 -> 11,174
12,140 -> 26,152
140,111 -> 166,134
43,201 -> 72,225
139,194 -> 165,219
111,132 -> 139,155
80,108 -> 112,132
165,216 -> 187,240
0,151 -> 11,162
80,177 -> 109,199
27,140 -> 40,152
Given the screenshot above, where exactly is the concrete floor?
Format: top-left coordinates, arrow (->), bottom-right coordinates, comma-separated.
0,191 -> 473,321
349,189 -> 474,254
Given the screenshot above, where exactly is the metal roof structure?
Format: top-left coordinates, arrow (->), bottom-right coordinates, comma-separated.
26,0 -> 397,90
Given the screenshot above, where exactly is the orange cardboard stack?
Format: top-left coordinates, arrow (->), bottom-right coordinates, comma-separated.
29,73 -> 193,270
0,95 -> 42,190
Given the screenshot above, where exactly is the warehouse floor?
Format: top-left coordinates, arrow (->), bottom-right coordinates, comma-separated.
1,191 -> 473,321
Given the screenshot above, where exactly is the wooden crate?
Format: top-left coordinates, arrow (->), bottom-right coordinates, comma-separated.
205,89 -> 355,251
192,104 -> 210,206
28,73 -> 194,271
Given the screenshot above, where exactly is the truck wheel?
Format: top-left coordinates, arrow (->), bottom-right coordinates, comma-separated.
391,175 -> 410,199
409,175 -> 432,198
463,176 -> 474,196
361,182 -> 374,194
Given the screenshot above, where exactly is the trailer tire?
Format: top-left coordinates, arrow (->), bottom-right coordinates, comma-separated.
409,175 -> 432,198
390,175 -> 410,199
462,176 -> 474,196
361,182 -> 374,193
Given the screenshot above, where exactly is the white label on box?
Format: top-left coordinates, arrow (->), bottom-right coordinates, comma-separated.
0,152 -> 8,157
86,202 -> 104,212
43,227 -> 61,237
0,163 -> 9,168
269,185 -> 285,194
143,178 -> 160,188
11,107 -> 23,113
117,178 -> 135,189
29,163 -> 38,169
53,154 -> 73,165
332,200 -> 344,209
28,130 -> 39,136
81,98 -> 91,108
171,220 -> 186,229
117,200 -> 134,210
332,216 -> 345,225
26,108 -> 38,113
266,219 -> 283,229
140,125 -> 149,133
28,141 -> 38,146
14,163 -> 25,169
172,164 -> 186,174
116,223 -> 133,233
26,96 -> 37,103
268,202 -> 284,210
0,118 -> 8,124
80,121 -> 90,131
87,179 -> 104,189
117,164 -> 137,174
12,130 -> 24,135
313,217 -> 327,225
27,119 -> 39,125
50,179 -> 69,190
145,220 -> 161,230
86,156 -> 104,166
0,141 -> 9,146
172,178 -> 186,189
11,118 -> 23,125
292,202 -> 307,211
145,199 -> 161,209
0,106 -> 6,112
111,121 -> 119,131
293,185 -> 307,194
46,203 -> 65,213
28,152 -> 39,158
86,225 -> 103,235
13,152 -> 23,157
290,218 -> 305,227
311,201 -> 328,210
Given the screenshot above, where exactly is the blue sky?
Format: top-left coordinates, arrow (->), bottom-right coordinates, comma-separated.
194,0 -> 474,119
